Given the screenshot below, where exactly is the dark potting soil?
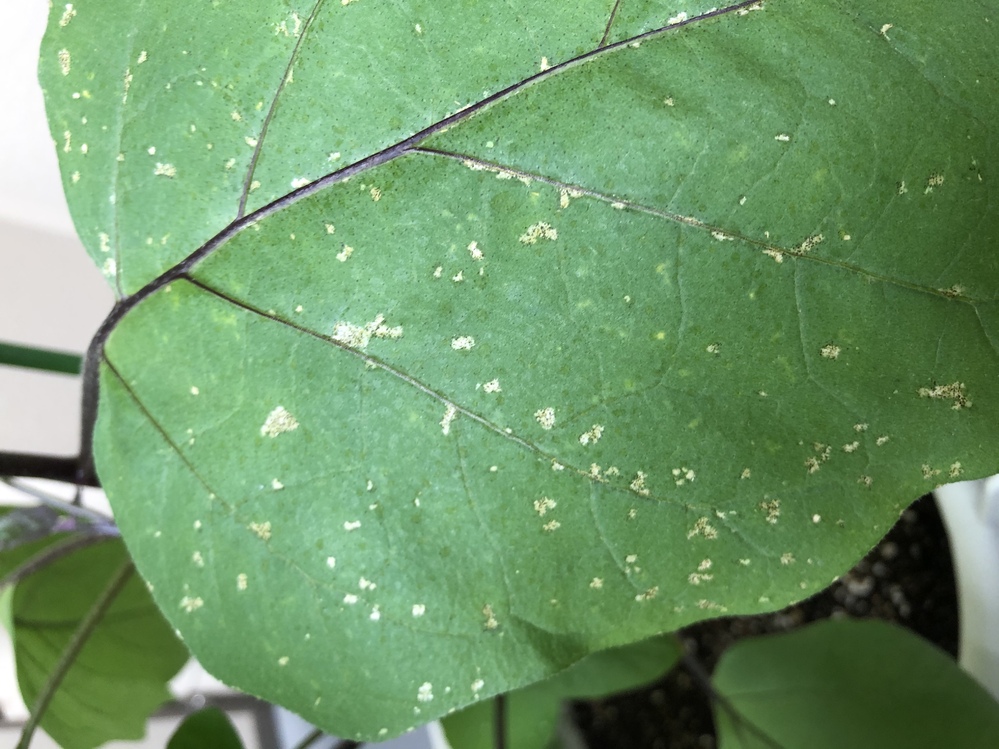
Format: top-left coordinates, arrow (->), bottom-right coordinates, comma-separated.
571,493 -> 958,749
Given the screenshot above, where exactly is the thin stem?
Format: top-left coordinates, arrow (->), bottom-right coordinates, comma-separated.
0,534 -> 115,592
15,559 -> 134,749
290,728 -> 324,749
493,694 -> 507,749
0,453 -> 98,487
0,342 -> 82,376
1,478 -> 114,526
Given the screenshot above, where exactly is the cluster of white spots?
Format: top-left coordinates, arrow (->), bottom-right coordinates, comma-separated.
820,344 -> 841,360
278,656 -> 290,666
533,497 -> 557,516
805,443 -> 832,474
451,336 -> 476,351
451,270 -> 464,282
370,187 -> 382,201
412,604 -> 426,617
180,596 -> 203,613
551,460 -> 565,471
275,12 -> 303,36
950,462 -> 964,478
843,441 -> 860,453
101,258 -> 117,277
290,177 -> 310,189
737,2 -> 762,15
629,471 -> 650,496
59,3 -> 77,26
534,407 -> 556,430
344,520 -> 361,531
897,180 -> 908,195
880,23 -> 893,38
357,577 -> 376,592
740,468 -> 752,479
589,577 -> 604,589
439,404 -> 458,436
415,23 -> 423,33
780,553 -> 796,565
711,231 -> 735,242
627,508 -> 638,520
941,284 -> 966,298
625,554 -> 639,572
98,232 -> 112,253
261,405 -> 299,437
541,519 -> 561,533
481,379 -> 501,394
668,11 -> 688,24
854,423 -> 869,432
775,133 -> 791,142
672,466 -> 695,486
664,96 -> 676,107
611,201 -> 627,210
539,56 -> 551,71
559,188 -> 583,208
245,137 -> 259,148
250,521 -> 272,540
578,424 -> 604,446
760,498 -> 781,524
344,593 -> 359,604
812,514 -> 822,524
369,605 -> 381,621
192,551 -> 204,567
922,464 -> 940,481
687,517 -> 718,540
57,49 -> 71,76
706,343 -> 721,355
466,241 -> 484,260
137,50 -> 148,64
482,604 -> 500,630
858,475 -> 873,487
873,435 -> 890,447
335,244 -> 354,263
762,247 -> 785,264
793,234 -> 824,255
919,381 -> 971,409
237,573 -> 248,590
189,386 -> 200,397
689,559 -> 714,585
324,556 -> 336,570
635,586 -> 659,602
332,314 -> 402,349
518,222 -> 558,244
417,683 -> 434,702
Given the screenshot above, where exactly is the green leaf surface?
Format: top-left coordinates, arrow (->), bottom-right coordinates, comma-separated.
41,0 -> 999,740
11,539 -> 189,749
442,635 -> 680,749
167,707 -> 245,749
713,619 -> 999,749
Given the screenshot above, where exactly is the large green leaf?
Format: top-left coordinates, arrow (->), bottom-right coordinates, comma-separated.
40,0 -> 999,740
712,619 -> 999,749
11,539 -> 189,749
442,635 -> 681,749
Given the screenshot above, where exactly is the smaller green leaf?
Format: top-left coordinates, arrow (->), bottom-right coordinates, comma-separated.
167,707 -> 245,749
713,619 -> 999,749
442,635 -> 681,749
12,539 -> 189,749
